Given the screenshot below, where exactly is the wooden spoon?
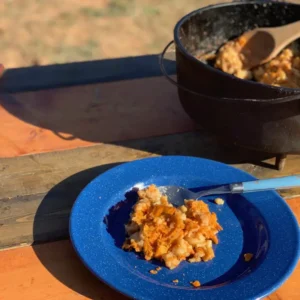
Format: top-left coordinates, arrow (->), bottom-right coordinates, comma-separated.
239,20 -> 300,68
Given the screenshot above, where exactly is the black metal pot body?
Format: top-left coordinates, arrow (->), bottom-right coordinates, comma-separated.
174,1 -> 300,154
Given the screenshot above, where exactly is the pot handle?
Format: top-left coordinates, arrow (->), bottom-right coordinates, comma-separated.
159,41 -> 178,87
159,40 -> 202,96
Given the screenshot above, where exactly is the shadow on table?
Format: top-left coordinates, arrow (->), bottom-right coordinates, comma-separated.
32,162 -> 128,300
0,54 -> 277,169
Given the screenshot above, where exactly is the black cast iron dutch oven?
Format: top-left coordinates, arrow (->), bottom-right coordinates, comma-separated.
160,1 -> 300,155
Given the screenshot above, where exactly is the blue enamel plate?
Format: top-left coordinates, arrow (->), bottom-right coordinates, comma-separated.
70,156 -> 300,300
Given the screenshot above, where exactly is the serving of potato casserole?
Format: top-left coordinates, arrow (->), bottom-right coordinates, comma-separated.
123,185 -> 222,269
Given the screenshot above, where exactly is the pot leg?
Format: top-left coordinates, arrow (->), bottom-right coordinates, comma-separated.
275,154 -> 287,171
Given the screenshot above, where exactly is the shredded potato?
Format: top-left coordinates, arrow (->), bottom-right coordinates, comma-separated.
214,36 -> 300,88
253,48 -> 300,88
215,37 -> 252,80
123,185 -> 222,269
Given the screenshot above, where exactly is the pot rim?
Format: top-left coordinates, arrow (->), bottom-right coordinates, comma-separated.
173,1 -> 300,103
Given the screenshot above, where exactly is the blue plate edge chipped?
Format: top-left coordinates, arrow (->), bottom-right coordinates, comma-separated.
69,156 -> 300,300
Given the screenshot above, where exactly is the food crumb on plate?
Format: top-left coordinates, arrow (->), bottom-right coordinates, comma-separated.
244,253 -> 253,262
214,198 -> 224,205
190,280 -> 201,288
149,266 -> 162,274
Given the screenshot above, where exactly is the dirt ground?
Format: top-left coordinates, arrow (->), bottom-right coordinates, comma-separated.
0,0 -> 233,68
1,0 -> 299,69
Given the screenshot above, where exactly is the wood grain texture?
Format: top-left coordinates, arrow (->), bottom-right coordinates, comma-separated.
1,131 -> 300,250
0,197 -> 299,300
0,75 -> 194,158
0,240 -> 128,300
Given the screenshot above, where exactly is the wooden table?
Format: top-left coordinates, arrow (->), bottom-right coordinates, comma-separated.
0,54 -> 300,300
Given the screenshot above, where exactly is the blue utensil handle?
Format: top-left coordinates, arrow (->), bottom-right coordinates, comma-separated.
243,175 -> 300,192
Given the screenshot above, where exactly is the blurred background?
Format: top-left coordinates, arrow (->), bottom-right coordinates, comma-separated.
0,0 -> 232,68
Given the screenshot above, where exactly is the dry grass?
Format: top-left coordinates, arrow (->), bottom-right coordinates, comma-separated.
0,0 -> 230,68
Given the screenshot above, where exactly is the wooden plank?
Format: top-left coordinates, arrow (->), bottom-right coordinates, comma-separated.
1,131 -> 300,250
0,240 -> 127,300
0,76 -> 195,158
0,55 -> 176,93
0,196 -> 299,300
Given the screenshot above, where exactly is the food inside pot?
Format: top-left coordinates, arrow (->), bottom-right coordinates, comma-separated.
197,36 -> 300,89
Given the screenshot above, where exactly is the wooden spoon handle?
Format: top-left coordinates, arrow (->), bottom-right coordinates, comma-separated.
273,20 -> 300,45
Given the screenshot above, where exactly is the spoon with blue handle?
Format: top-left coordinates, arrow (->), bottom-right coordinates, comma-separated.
158,175 -> 300,205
